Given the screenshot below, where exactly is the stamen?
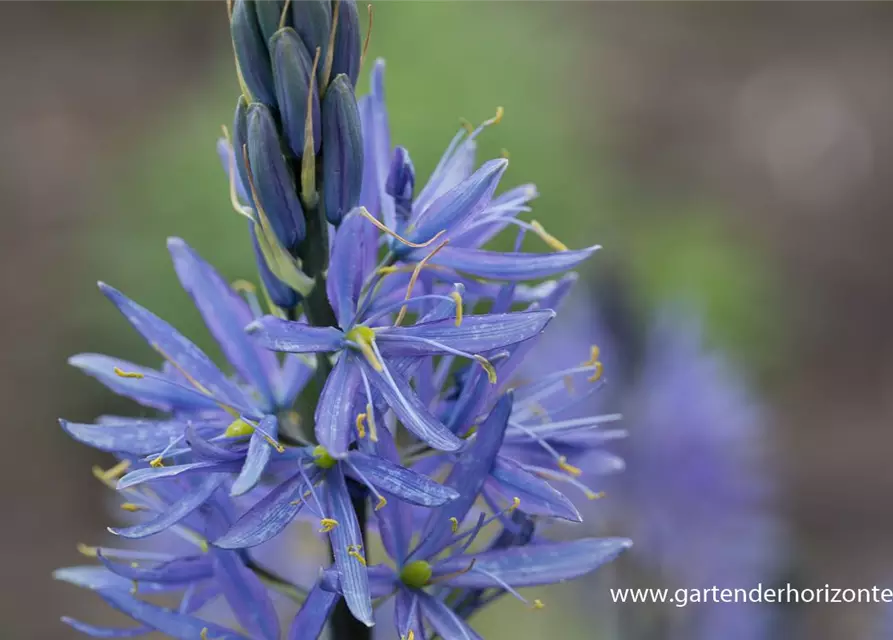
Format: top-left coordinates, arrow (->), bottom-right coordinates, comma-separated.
532,599 -> 546,610
278,0 -> 291,29
395,239 -> 449,326
530,220 -> 569,252
583,345 -> 603,382
469,565 -> 536,608
492,106 -> 505,125
347,544 -> 367,566
151,342 -> 240,419
449,290 -> 463,326
113,367 -> 144,379
357,206 -> 445,249
92,460 -> 131,488
473,355 -> 498,384
557,456 -> 582,477
149,456 -> 165,469
375,495 -> 388,511
355,412 -> 367,439
507,496 -> 521,513
232,279 -> 264,318
427,559 -> 476,586
321,1 -> 340,92
345,325 -> 383,371
77,543 -> 98,558
402,633 -> 415,640
344,457 -> 387,509
120,503 -> 146,513
319,518 -> 339,533
459,117 -> 474,134
449,517 -> 459,533
528,464 -> 602,500
360,4 -> 373,69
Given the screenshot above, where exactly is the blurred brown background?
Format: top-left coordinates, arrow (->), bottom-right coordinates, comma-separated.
3,2 -> 893,638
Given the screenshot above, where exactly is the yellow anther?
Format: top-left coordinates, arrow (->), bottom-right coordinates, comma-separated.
473,355 -> 498,384
366,404 -> 378,442
345,325 -> 383,372
149,456 -> 165,469
493,106 -> 504,124
231,279 -> 257,294
130,580 -> 139,595
261,433 -> 286,454
357,206 -> 444,249
198,539 -> 210,553
402,632 -> 416,640
530,220 -> 569,252
377,265 -> 400,275
557,456 -> 582,477
225,418 -> 255,438
77,543 -> 98,557
583,345 -> 604,382
449,290 -> 464,327
462,425 -> 478,439
587,491 -> 606,501
130,561 -> 139,568
92,460 -> 131,487
356,413 -> 367,439
119,503 -> 146,513
459,117 -> 474,134
395,238 -> 450,326
532,599 -> 545,610
319,518 -> 339,533
113,367 -> 144,379
375,495 -> 388,511
500,148 -> 510,160
450,517 -> 459,533
508,497 -> 521,513
347,544 -> 367,566
588,361 -> 604,383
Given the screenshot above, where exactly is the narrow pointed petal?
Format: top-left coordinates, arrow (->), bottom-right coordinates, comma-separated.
109,475 -> 226,539
406,158 -> 507,246
212,549 -> 280,640
411,393 -> 512,561
246,316 -> 344,353
488,457 -> 581,522
287,579 -> 340,640
98,283 -> 251,410
99,590 -> 247,640
395,590 -> 426,640
214,468 -> 313,549
331,0 -> 361,86
59,418 -> 187,457
327,209 -> 376,327
376,311 -> 554,356
429,245 -> 600,282
97,554 -> 213,584
359,60 -> 394,227
359,358 -> 463,453
168,238 -> 277,408
184,423 -> 245,462
231,0 -> 275,106
417,591 -> 482,640
315,355 -> 362,457
231,415 -> 278,496
118,460 -> 241,490
61,618 -> 150,638
435,538 -> 632,588
326,466 -> 373,626
347,452 -> 458,507
370,428 -> 412,562
53,566 -> 171,595
69,354 -> 220,413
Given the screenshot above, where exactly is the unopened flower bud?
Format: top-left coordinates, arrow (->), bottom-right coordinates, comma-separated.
291,0 -> 332,86
271,28 -> 321,158
321,74 -> 363,225
231,0 -> 276,105
246,103 -> 306,252
331,0 -> 361,87
254,0 -> 287,45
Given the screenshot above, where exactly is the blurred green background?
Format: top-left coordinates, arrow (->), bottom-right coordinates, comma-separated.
4,2 -> 893,638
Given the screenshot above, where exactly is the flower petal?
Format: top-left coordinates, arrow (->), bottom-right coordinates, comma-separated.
59,418 -> 193,457
214,467 -> 315,549
168,238 -> 278,409
98,589 -> 247,640
487,457 -> 581,522
118,461 -> 241,490
98,283 -> 252,411
326,466 -> 373,626
212,549 -> 280,640
315,355 -> 363,457
434,537 -> 632,588
109,474 -> 226,539
97,553 -> 213,584
417,591 -> 482,640
61,618 -> 150,638
53,566 -> 171,595
411,393 -> 512,561
377,311 -> 554,357
429,245 -> 600,281
327,209 -> 377,327
287,579 -> 341,640
359,59 -> 394,228
347,451 -> 458,507
231,415 -> 278,496
246,316 -> 344,352
395,589 -> 426,640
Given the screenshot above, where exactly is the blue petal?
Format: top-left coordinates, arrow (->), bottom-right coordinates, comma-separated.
417,591 -> 482,640
118,460 -> 241,490
59,418 -> 193,457
358,358 -> 463,453
326,466 -> 373,626
287,579 -> 340,640
411,393 -> 512,561
184,423 -> 245,461
487,457 -> 581,522
246,316 -> 344,352
69,354 -> 220,413
98,283 -> 252,411
168,238 -> 278,409
376,311 -> 554,356
212,549 -> 280,639
97,553 -> 213,584
315,355 -> 363,457
434,538 -> 632,588
359,59 -> 394,228
61,618 -> 150,638
347,451 -> 458,507
214,468 -> 314,549
406,158 -> 507,246
109,474 -> 226,539
53,566 -> 171,595
98,589 -> 247,640
369,427 -> 411,563
395,589 -> 426,640
327,209 -> 377,327
429,245 -> 600,281
231,415 -> 278,496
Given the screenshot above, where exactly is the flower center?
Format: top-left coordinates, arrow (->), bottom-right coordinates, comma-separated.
344,326 -> 383,371
312,445 -> 337,469
399,560 -> 433,589
224,418 -> 255,438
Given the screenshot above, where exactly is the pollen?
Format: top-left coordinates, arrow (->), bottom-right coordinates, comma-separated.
224,418 -> 255,438
450,517 -> 459,533
261,433 -> 286,454
508,497 -> 521,513
557,456 -> 582,477
532,599 -> 545,610
473,355 -> 498,384
583,345 -> 604,382
113,367 -> 144,379
449,290 -> 464,326
399,560 -> 433,589
319,518 -> 339,533
493,106 -> 505,124
347,544 -> 367,566
530,220 -> 569,252
374,495 -> 388,511
355,412 -> 367,438
149,456 -> 165,469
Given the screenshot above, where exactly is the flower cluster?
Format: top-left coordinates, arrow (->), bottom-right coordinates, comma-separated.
55,2 -> 630,638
